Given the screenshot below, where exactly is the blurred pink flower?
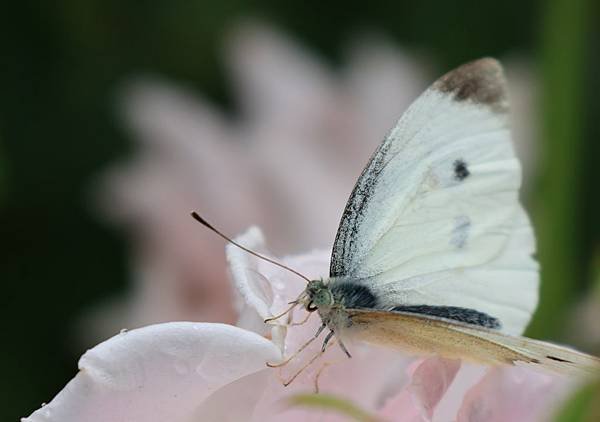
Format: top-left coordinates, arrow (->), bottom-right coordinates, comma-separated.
28,228 -> 571,422
85,23 -> 431,341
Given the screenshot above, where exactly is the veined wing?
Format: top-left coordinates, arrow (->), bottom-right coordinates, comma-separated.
329,58 -> 538,335
346,309 -> 600,378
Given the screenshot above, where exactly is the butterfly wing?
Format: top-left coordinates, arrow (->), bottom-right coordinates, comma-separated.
346,309 -> 600,377
330,58 -> 538,335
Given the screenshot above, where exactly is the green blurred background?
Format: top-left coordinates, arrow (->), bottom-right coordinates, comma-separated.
1,1 -> 598,420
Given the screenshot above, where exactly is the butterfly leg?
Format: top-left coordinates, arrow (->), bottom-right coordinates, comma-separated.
264,301 -> 299,324
313,361 -> 331,393
338,339 -> 352,358
321,330 -> 335,352
266,323 -> 326,368
321,329 -> 352,358
289,310 -> 313,326
283,338 -> 336,387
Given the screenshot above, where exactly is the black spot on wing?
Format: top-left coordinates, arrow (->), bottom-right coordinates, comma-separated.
453,159 -> 470,181
331,282 -> 378,309
392,305 -> 501,329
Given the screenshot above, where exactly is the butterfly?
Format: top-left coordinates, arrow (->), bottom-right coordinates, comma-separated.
193,58 -> 599,378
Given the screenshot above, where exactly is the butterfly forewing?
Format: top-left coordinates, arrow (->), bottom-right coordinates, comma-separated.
329,58 -> 538,335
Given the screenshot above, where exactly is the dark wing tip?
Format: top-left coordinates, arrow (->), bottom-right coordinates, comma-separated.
433,58 -> 508,111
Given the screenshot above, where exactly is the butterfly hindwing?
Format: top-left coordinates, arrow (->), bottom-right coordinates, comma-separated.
346,309 -> 600,377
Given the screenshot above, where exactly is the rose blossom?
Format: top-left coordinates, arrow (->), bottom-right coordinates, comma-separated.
25,227 -> 571,422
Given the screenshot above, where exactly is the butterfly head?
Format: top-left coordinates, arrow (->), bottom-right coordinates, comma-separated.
304,279 -> 334,312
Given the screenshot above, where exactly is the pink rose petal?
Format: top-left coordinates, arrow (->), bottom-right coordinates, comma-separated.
456,366 -> 567,422
380,357 -> 461,421
23,323 -> 281,422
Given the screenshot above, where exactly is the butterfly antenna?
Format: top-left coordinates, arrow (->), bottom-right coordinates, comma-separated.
190,211 -> 312,284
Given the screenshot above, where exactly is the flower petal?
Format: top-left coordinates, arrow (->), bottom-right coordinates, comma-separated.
343,38 -> 430,163
226,226 -> 332,350
227,226 -> 273,321
23,323 -> 281,422
192,371 -> 272,421
456,366 -> 568,422
380,357 -> 461,422
410,358 -> 461,420
225,21 -> 336,134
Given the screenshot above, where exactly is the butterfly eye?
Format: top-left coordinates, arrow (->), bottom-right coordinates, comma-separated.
306,302 -> 318,312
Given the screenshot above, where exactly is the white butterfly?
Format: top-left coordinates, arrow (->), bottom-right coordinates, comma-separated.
194,58 -> 599,377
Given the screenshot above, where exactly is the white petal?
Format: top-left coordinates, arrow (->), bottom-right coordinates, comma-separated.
192,371 -> 271,421
23,323 -> 280,422
119,78 -> 230,153
227,226 -> 273,321
226,226 -> 291,350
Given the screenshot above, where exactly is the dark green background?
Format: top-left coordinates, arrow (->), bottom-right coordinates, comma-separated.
1,1 -> 598,420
